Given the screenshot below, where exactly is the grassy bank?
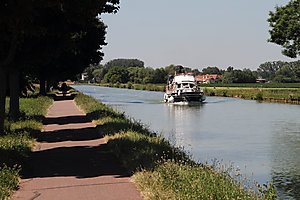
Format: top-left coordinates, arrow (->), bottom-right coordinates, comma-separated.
0,95 -> 53,199
73,91 -> 278,199
202,86 -> 300,103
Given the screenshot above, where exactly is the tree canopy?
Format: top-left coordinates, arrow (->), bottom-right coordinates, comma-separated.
104,58 -> 144,69
0,0 -> 120,135
267,0 -> 300,58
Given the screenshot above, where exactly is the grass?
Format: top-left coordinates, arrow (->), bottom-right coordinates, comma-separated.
73,91 -> 279,200
0,95 -> 53,199
202,86 -> 300,103
74,92 -> 150,136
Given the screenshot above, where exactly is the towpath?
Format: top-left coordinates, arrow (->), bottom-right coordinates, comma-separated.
13,95 -> 143,200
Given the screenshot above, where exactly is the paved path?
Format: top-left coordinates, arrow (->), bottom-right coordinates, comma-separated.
13,98 -> 143,200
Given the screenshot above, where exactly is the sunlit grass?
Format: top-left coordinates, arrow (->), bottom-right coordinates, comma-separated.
0,95 -> 53,199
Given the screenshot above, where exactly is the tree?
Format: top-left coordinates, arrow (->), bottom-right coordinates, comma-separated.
139,67 -> 154,83
268,0 -> 300,58
227,66 -> 234,72
191,69 -> 201,76
291,60 -> 300,79
0,0 -> 120,135
104,58 -> 144,69
103,66 -> 129,83
164,64 -> 176,75
201,66 -> 223,75
257,61 -> 288,80
92,68 -> 108,80
222,68 -> 257,83
152,68 -> 167,83
128,67 -> 143,83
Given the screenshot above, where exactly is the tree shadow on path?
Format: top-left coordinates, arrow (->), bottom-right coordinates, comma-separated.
21,105 -> 129,180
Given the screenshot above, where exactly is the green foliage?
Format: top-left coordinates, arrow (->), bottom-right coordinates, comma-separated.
268,0 -> 300,58
103,66 -> 129,83
201,66 -> 224,75
222,69 -> 257,83
0,165 -> 21,200
257,182 -> 278,200
127,82 -> 133,89
104,58 -> 144,69
256,91 -> 264,100
257,61 -> 287,80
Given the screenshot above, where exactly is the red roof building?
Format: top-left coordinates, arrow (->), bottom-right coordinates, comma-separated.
195,74 -> 223,84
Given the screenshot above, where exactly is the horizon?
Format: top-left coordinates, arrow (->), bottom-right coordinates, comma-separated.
100,0 -> 298,71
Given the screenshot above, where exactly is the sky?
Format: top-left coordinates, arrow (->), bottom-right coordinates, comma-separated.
100,0 -> 297,71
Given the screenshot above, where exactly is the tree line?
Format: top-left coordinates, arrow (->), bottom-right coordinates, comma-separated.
81,59 -> 300,84
0,0 -> 120,135
82,0 -> 300,86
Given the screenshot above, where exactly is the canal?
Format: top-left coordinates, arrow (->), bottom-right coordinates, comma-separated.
73,85 -> 300,199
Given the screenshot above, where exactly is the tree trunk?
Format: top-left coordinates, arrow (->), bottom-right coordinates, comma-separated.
39,76 -> 46,95
9,68 -> 20,119
0,67 -> 7,135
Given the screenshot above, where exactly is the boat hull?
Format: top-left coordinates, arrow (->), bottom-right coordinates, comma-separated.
164,92 -> 205,103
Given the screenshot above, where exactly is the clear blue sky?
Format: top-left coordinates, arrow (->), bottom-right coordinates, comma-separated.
100,0 -> 297,71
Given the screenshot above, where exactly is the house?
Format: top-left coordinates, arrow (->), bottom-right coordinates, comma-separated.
195,74 -> 223,84
81,72 -> 88,80
256,79 -> 266,83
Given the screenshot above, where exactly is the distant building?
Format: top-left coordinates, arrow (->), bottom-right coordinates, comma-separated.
256,79 -> 266,83
195,74 -> 223,84
81,73 -> 88,80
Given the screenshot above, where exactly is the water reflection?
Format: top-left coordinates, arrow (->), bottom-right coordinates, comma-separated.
163,103 -> 205,148
271,120 -> 300,199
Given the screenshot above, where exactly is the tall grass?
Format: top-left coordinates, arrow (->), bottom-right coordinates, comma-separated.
74,92 -> 279,199
0,96 -> 53,199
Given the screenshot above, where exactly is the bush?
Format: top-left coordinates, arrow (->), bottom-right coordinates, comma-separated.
127,82 -> 133,89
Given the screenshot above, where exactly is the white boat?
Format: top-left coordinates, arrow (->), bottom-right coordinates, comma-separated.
164,72 -> 206,103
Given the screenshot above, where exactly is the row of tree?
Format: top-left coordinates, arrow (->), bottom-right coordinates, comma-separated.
0,0 -> 120,135
81,59 -> 300,84
81,0 -> 300,85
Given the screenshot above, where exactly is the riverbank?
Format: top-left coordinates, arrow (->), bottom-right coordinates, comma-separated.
73,89 -> 278,199
203,86 -> 300,104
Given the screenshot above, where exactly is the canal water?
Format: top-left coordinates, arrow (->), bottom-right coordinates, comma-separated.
73,85 -> 300,199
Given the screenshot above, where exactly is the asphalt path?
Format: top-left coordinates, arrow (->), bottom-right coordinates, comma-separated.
13,96 -> 143,200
